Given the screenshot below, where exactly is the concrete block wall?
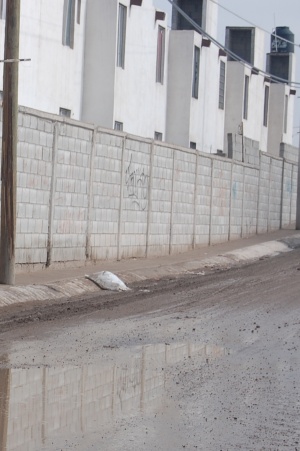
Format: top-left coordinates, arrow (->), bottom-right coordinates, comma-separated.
280,142 -> 299,164
171,149 -> 196,253
195,156 -> 212,246
229,163 -> 244,240
120,136 -> 152,259
90,131 -> 123,261
52,124 -> 93,263
16,111 -> 54,265
281,161 -> 294,226
227,133 -> 260,166
243,166 -> 259,237
210,159 -> 231,244
147,144 -> 174,256
4,343 -> 210,450
0,106 -> 297,269
268,158 -> 283,231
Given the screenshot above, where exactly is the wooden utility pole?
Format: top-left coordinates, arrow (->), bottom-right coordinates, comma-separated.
0,0 -> 21,285
296,124 -> 300,230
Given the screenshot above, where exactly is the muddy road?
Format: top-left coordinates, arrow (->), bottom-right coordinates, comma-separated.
0,250 -> 300,450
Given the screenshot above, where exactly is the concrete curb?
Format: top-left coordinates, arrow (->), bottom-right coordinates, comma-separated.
0,236 -> 299,309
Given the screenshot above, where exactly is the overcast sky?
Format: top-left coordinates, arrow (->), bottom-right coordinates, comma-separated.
153,0 -> 300,142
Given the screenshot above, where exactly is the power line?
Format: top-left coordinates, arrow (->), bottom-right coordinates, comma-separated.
167,0 -> 300,87
211,0 -> 300,49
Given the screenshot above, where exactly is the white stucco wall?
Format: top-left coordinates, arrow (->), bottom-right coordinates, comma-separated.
223,62 -> 244,152
166,30 -> 194,148
167,29 -> 225,153
81,0 -> 117,127
224,61 -> 270,153
268,83 -> 295,155
1,0 -> 87,119
113,0 -> 169,139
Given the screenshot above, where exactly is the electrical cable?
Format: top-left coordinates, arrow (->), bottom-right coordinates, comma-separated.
166,0 -> 300,87
210,0 -> 300,49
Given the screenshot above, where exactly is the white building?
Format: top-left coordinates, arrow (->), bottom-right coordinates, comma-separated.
82,0 -> 169,140
0,0 -> 295,157
166,0 -> 226,153
224,27 -> 270,154
0,0 -> 87,118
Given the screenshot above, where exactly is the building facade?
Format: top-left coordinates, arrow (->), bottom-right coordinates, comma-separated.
0,0 -> 296,157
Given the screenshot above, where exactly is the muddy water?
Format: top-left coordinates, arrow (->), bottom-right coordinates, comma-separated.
0,343 -> 229,451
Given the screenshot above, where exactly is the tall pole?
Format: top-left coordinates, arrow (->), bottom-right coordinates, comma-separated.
296,121 -> 300,229
0,0 -> 20,285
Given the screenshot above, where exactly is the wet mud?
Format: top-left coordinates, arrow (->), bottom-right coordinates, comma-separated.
0,250 -> 300,450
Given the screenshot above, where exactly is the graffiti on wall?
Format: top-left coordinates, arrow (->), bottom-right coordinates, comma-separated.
125,154 -> 149,211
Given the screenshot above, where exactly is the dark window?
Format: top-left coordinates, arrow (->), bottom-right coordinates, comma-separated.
284,95 -> 288,133
0,0 -> 6,19
156,26 -> 165,84
263,85 -> 269,127
62,0 -> 75,48
172,0 -> 203,31
243,75 -> 249,120
219,61 -> 226,110
114,121 -> 123,131
192,46 -> 200,99
77,0 -> 81,24
154,131 -> 163,141
117,4 -> 127,68
59,107 -> 71,118
226,28 -> 254,65
190,142 -> 196,149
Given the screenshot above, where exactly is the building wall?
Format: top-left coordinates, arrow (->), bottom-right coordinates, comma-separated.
267,83 -> 295,155
0,0 -> 87,119
7,106 -> 297,270
166,31 -> 194,148
81,0 -> 117,127
167,30 -> 225,153
224,61 -> 270,153
113,0 -> 169,139
2,344 -> 225,450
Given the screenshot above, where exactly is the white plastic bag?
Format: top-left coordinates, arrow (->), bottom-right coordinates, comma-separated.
85,271 -> 130,292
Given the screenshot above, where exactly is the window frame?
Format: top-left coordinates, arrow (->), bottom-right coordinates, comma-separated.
0,0 -> 6,19
156,26 -> 165,84
192,46 -> 200,99
263,85 -> 269,127
117,4 -> 127,68
59,107 -> 71,118
114,121 -> 124,131
154,131 -> 163,141
62,0 -> 76,49
284,94 -> 288,134
77,0 -> 81,24
243,75 -> 249,120
218,60 -> 226,110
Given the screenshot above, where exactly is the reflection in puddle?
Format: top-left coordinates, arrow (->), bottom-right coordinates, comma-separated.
0,343 -> 229,451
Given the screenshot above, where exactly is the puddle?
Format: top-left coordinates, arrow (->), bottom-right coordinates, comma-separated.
0,343 -> 229,451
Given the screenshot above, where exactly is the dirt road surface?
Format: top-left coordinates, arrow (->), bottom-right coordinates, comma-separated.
0,250 -> 300,450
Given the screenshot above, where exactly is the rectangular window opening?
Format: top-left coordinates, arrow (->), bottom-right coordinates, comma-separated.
156,26 -> 165,84
218,61 -> 226,110
77,0 -> 81,24
62,0 -> 75,48
190,142 -> 197,149
114,121 -> 123,131
59,107 -> 71,118
243,75 -> 249,120
0,0 -> 6,19
263,85 -> 269,127
284,95 -> 288,134
117,4 -> 127,68
192,46 -> 200,99
154,131 -> 163,141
